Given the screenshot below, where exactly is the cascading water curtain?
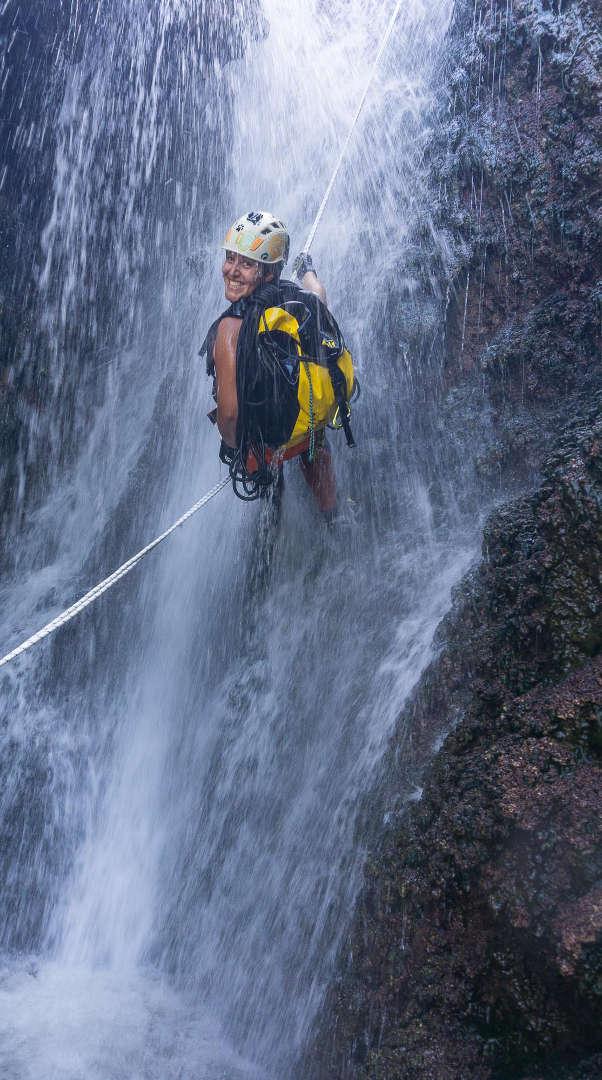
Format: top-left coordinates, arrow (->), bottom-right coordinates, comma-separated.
0,1 -> 482,1077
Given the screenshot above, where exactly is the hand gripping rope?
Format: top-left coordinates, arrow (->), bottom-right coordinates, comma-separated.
0,0 -> 402,668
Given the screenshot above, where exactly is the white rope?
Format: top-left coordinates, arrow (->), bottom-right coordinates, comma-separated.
0,477 -> 230,669
302,0 -> 404,254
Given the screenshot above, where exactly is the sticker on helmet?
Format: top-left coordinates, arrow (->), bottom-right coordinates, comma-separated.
235,232 -> 254,252
269,235 -> 284,259
247,212 -> 262,225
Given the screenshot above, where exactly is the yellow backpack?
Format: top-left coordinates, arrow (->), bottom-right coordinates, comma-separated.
256,299 -> 355,453
203,280 -> 357,499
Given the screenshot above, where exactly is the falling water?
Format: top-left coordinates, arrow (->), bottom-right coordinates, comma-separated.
0,0 -> 481,1076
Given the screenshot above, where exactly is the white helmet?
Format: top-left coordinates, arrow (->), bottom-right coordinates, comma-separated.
222,211 -> 289,265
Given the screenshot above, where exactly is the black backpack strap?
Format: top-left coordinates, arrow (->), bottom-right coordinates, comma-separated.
328,358 -> 355,447
304,290 -> 356,448
199,316 -> 222,378
199,299 -> 248,377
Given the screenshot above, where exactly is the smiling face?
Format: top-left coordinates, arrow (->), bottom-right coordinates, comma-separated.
222,251 -> 272,302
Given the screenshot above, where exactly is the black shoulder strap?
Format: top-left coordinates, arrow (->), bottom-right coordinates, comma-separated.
281,284 -> 355,447
199,298 -> 248,377
199,316 -> 223,378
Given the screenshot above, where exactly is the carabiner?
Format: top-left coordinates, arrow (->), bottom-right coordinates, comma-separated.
330,403 -> 351,430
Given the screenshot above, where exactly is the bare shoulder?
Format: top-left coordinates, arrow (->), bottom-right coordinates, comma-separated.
215,316 -> 242,352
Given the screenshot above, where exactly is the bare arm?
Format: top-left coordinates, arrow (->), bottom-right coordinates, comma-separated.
299,269 -> 327,307
214,316 -> 241,447
293,252 -> 327,306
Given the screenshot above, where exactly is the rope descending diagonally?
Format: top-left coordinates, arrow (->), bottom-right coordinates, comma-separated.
0,477 -> 230,669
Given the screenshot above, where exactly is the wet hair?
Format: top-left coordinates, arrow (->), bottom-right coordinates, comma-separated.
262,260 -> 284,284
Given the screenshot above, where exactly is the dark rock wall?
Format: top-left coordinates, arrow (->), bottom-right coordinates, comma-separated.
311,415 -> 601,1080
438,0 -> 601,484
306,0 -> 601,1076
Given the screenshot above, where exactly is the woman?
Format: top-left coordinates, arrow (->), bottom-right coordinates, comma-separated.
206,210 -> 348,515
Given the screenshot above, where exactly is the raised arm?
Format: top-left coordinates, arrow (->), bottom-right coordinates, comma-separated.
292,252 -> 327,307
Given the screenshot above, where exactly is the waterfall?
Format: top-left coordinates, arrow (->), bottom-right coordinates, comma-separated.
0,0 -> 479,1075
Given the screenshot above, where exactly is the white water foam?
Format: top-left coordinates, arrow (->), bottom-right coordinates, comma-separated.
0,962 -> 264,1080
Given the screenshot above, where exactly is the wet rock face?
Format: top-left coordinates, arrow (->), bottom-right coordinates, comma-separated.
309,422 -> 601,1080
435,0 -> 601,489
444,0 -> 601,368
306,0 -> 601,1076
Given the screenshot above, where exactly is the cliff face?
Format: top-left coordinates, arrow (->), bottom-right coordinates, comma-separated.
439,0 -> 601,482
307,0 -> 601,1076
312,417 -> 601,1079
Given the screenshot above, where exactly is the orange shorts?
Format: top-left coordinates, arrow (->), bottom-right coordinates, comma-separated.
246,432 -> 337,512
